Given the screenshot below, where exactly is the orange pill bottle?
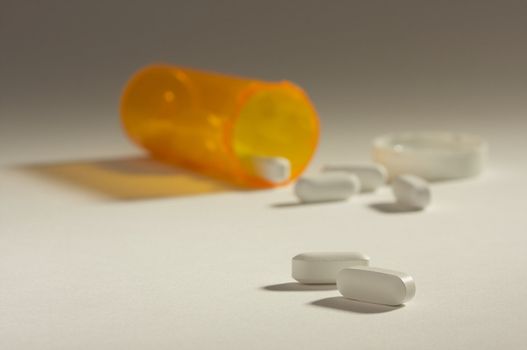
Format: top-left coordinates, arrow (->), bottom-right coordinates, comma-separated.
120,64 -> 319,188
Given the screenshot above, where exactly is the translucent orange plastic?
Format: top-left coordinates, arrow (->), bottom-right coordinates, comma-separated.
120,64 -> 320,188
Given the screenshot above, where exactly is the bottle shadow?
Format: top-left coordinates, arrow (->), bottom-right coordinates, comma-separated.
310,296 -> 403,314
262,282 -> 337,292
16,155 -> 238,201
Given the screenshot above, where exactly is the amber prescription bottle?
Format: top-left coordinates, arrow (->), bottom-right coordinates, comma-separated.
120,64 -> 320,188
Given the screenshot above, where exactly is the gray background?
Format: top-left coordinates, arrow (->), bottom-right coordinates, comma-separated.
2,1 -> 527,349
2,0 -> 527,132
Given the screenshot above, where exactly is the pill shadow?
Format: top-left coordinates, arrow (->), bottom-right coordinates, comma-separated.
271,201 -> 345,208
16,156 -> 237,201
369,202 -> 423,214
311,297 -> 403,314
262,283 -> 337,292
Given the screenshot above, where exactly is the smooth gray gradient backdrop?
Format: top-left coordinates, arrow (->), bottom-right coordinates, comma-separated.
2,1 -> 527,124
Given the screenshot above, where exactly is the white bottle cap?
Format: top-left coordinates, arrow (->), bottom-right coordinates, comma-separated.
373,131 -> 488,181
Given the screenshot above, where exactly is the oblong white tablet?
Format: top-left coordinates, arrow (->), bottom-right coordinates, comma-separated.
292,252 -> 370,284
294,174 -> 361,203
250,156 -> 291,184
337,266 -> 416,305
392,174 -> 431,210
322,163 -> 387,192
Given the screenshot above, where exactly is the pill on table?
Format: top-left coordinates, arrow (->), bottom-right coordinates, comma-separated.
292,252 -> 370,284
294,174 -> 361,203
322,163 -> 387,192
337,266 -> 416,305
250,156 -> 291,184
392,174 -> 431,210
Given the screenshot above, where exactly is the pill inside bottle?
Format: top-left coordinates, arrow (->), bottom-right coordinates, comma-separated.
246,156 -> 291,184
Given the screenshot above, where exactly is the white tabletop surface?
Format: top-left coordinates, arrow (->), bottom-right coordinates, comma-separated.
1,107 -> 527,349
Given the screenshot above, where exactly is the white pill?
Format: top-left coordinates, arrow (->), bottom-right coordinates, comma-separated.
392,174 -> 431,210
322,163 -> 387,192
337,266 -> 416,305
250,156 -> 291,184
294,174 -> 361,203
292,252 -> 370,284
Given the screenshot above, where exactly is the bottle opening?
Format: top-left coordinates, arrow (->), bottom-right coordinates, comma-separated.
231,83 -> 320,187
